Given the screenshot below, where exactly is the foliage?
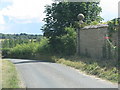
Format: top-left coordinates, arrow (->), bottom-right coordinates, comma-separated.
54,56 -> 118,83
2,48 -> 11,58
108,18 -> 118,37
10,43 -> 38,59
0,33 -> 42,39
41,2 -> 102,56
35,38 -> 51,54
2,39 -> 30,48
2,38 -> 53,60
89,21 -> 100,25
102,18 -> 119,60
59,27 -> 76,55
1,34 -> 43,50
42,2 -> 102,38
48,27 -> 76,55
1,33 -> 43,49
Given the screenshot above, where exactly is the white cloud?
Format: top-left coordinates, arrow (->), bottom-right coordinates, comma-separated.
1,0 -> 13,2
0,15 -> 5,24
100,0 -> 119,21
1,0 -> 53,23
0,24 -> 11,33
0,0 -> 119,25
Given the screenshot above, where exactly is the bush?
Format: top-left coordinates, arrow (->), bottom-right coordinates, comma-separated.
10,43 -> 38,59
4,38 -> 53,61
60,27 -> 76,55
50,27 -> 76,55
2,48 -> 11,58
35,37 -> 51,54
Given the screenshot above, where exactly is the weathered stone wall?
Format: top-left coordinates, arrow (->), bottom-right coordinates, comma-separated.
79,24 -> 118,59
111,32 -> 118,46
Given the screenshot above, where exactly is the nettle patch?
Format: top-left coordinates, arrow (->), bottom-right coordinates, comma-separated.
102,18 -> 118,60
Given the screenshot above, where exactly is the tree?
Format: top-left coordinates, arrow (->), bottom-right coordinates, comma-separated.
41,2 -> 102,55
42,2 -> 102,38
60,27 -> 77,55
48,27 -> 76,55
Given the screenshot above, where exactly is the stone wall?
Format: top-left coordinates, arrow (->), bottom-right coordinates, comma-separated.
79,24 -> 118,59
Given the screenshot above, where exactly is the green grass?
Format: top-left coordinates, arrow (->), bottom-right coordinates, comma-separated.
53,56 -> 118,83
2,60 -> 23,88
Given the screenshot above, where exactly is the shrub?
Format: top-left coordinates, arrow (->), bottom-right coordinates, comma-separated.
35,37 -> 51,54
60,27 -> 76,55
89,21 -> 100,25
50,27 -> 76,55
4,38 -> 52,60
10,43 -> 38,59
2,48 -> 11,58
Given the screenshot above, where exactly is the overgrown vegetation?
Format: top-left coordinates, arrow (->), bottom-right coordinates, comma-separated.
1,33 -> 43,59
2,19 -> 118,83
108,18 -> 118,37
102,18 -> 119,60
54,56 -> 118,83
42,2 -> 102,54
2,36 -> 118,83
1,1 -> 119,83
2,60 -> 23,88
47,27 -> 77,55
2,27 -> 76,58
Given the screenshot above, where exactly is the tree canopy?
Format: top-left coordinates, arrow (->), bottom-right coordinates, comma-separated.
42,2 -> 102,38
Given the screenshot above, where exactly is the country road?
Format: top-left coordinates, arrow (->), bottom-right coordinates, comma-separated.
7,59 -> 118,88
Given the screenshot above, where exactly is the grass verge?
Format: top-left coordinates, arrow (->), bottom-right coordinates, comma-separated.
2,60 -> 23,88
53,56 -> 118,83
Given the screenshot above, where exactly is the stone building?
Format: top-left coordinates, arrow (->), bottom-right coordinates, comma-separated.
79,24 -> 118,59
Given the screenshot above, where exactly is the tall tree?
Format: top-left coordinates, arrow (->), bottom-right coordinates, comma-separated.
42,2 -> 102,54
42,2 -> 102,38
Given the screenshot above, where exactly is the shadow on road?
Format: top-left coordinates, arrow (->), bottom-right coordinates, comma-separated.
6,59 -> 55,64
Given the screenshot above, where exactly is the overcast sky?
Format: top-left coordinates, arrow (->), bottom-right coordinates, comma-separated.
0,0 -> 119,34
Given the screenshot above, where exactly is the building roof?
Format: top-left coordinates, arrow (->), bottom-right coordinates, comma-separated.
82,24 -> 108,30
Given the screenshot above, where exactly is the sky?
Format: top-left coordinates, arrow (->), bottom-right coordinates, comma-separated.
0,0 -> 119,35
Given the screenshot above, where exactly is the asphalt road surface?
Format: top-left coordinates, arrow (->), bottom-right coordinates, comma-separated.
7,59 -> 118,88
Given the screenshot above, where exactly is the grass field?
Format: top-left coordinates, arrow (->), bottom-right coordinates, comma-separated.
2,60 -> 24,88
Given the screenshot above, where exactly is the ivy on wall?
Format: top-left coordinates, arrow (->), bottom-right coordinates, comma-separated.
108,18 -> 118,37
103,18 -> 119,60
